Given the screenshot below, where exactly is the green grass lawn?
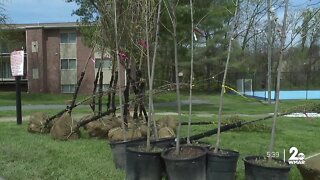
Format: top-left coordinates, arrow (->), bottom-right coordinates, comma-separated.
1,92 -> 320,179
0,115 -> 319,179
0,90 -> 183,107
0,91 -> 108,117
0,91 -> 91,106
156,92 -> 320,115
0,106 -> 94,118
2,91 -> 319,117
0,122 -> 125,180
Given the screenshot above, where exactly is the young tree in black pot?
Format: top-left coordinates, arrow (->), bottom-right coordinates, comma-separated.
126,1 -> 167,180
206,1 -> 240,179
243,0 -> 292,179
161,1 -> 207,180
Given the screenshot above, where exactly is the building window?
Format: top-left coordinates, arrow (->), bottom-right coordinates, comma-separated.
60,32 -> 76,43
61,84 -> 75,93
61,59 -> 76,69
95,59 -> 112,69
0,58 -> 12,79
0,41 -> 9,53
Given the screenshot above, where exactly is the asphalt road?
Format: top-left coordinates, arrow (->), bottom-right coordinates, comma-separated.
0,104 -> 68,111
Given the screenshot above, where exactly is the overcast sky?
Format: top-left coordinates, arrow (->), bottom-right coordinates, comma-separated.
3,0 -> 79,24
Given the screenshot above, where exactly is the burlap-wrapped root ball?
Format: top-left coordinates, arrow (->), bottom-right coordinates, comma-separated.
127,120 -> 149,138
84,115 -> 122,139
50,113 -> 80,140
86,120 -> 112,138
138,124 -> 149,137
157,116 -> 177,131
166,116 -> 177,130
82,115 -> 95,130
158,127 -> 175,139
27,112 -> 51,133
105,115 -> 122,128
108,127 -> 142,142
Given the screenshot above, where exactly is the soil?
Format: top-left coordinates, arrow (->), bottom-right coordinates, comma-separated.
248,158 -> 289,168
166,146 -> 205,159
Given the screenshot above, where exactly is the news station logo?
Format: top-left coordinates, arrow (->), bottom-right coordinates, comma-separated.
287,147 -> 305,165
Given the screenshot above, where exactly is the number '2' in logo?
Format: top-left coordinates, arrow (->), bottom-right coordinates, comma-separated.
289,147 -> 305,160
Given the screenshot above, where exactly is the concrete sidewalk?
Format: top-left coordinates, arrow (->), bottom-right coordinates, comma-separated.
0,111 -> 271,123
0,99 -> 213,111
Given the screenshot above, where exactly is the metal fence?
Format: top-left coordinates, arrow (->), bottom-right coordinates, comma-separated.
225,71 -> 320,100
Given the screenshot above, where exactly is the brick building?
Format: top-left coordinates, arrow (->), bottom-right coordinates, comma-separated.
0,22 -> 112,94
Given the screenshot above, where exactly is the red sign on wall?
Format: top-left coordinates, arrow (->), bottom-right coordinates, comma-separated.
10,50 -> 24,77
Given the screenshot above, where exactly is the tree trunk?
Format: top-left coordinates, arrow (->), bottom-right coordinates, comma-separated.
107,54 -> 116,111
113,0 -> 126,141
214,0 -> 239,153
149,0 -> 163,141
111,71 -> 118,114
187,0 -> 194,144
267,0 -> 273,104
145,0 -> 152,150
268,0 -> 289,161
123,68 -> 130,128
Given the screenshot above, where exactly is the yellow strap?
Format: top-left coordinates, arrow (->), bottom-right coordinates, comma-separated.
222,85 -> 248,99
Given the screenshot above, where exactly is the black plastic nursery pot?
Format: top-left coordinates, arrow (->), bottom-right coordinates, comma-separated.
207,148 -> 239,180
109,138 -> 146,170
151,137 -> 175,148
126,146 -> 165,180
109,137 -> 174,170
243,156 -> 291,180
161,145 -> 207,180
